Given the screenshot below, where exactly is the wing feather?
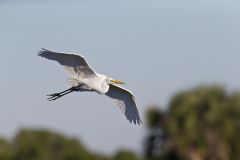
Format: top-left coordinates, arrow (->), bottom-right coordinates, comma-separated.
38,48 -> 97,79
105,84 -> 142,124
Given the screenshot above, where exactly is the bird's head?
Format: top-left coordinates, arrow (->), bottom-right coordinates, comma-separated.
106,77 -> 125,85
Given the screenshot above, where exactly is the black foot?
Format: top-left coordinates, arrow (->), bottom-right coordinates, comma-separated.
47,93 -> 62,101
46,87 -> 77,101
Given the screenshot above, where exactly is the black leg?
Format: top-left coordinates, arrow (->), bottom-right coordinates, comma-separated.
47,86 -> 78,101
47,88 -> 72,97
47,90 -> 74,101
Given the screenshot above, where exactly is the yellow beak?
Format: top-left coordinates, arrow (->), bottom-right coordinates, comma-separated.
110,79 -> 125,84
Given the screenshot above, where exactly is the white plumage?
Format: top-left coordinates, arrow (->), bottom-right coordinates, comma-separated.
38,48 -> 142,124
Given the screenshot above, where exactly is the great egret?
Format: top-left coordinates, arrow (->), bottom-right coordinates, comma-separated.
38,48 -> 142,124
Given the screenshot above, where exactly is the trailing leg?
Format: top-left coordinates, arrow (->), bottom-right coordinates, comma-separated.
47,86 -> 78,101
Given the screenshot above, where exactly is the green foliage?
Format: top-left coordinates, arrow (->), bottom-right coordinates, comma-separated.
11,129 -> 94,160
146,107 -> 164,128
145,86 -> 240,160
113,150 -> 140,160
0,138 -> 13,160
0,129 -> 140,160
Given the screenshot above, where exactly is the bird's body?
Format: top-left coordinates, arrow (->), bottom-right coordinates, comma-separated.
38,48 -> 142,124
68,74 -> 109,94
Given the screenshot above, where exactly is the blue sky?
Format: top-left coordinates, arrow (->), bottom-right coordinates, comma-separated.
0,0 -> 240,154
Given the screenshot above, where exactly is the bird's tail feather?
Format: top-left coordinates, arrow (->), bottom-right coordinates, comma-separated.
66,78 -> 80,87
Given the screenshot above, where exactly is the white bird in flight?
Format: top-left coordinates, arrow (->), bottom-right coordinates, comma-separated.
38,48 -> 142,124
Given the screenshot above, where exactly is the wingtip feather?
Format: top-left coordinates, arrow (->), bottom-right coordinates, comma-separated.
129,116 -> 142,125
38,48 -> 47,56
38,48 -> 52,57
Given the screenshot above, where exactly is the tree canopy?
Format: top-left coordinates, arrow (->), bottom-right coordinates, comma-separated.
0,129 -> 138,160
145,86 -> 240,160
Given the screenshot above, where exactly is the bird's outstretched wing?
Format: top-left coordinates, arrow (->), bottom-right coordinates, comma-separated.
105,84 -> 142,124
38,48 -> 97,79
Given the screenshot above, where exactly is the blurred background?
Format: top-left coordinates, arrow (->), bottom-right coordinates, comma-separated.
1,0 -> 240,159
